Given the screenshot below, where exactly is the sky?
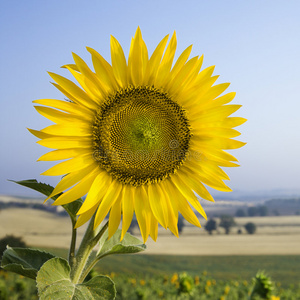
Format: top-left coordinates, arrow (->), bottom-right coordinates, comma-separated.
1,0 -> 300,197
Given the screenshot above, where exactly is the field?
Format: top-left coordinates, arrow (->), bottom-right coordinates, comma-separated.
1,207 -> 300,298
1,255 -> 300,299
1,208 -> 300,255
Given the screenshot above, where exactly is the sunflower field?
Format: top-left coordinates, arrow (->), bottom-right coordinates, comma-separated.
1,269 -> 299,300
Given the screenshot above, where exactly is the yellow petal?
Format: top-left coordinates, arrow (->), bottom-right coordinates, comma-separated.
192,105 -> 242,124
164,179 -> 200,227
51,82 -> 85,106
201,92 -> 236,110
121,187 -> 134,240
41,123 -> 91,137
75,203 -> 98,228
128,27 -> 148,85
149,213 -> 158,241
34,106 -> 84,124
195,65 -> 216,83
182,165 -> 231,193
38,148 -> 87,161
169,45 -> 193,78
134,185 -> 151,242
33,99 -> 93,119
37,137 -> 91,149
208,137 -> 246,150
167,56 -> 201,95
110,35 -> 127,86
148,184 -> 168,229
72,52 -> 103,90
41,153 -> 95,176
181,74 -> 219,107
53,170 -> 98,205
155,31 -> 177,87
86,47 -> 119,91
48,72 -> 98,110
108,196 -> 122,238
223,117 -> 247,128
144,34 -> 169,84
94,180 -> 123,228
186,158 -> 230,181
180,169 -> 215,202
171,173 -> 208,219
61,64 -> 79,72
192,127 -> 241,138
65,66 -> 103,102
160,185 -> 178,237
190,141 -> 239,162
47,164 -> 97,200
28,128 -> 52,140
77,171 -> 112,214
198,83 -> 231,105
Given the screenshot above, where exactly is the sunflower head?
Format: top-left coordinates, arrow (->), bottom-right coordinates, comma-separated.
92,85 -> 191,186
30,27 -> 246,242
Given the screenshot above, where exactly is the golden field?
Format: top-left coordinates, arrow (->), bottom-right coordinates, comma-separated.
1,207 -> 300,255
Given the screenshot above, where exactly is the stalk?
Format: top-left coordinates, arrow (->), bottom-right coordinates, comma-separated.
70,216 -> 108,284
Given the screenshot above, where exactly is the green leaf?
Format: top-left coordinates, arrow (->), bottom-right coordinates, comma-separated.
1,247 -> 55,280
97,229 -> 146,259
10,179 -> 83,223
37,257 -> 116,300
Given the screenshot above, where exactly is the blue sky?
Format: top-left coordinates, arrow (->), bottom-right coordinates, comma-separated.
1,0 -> 300,197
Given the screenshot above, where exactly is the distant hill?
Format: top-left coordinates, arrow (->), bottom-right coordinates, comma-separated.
265,198 -> 300,215
0,195 -> 66,215
212,189 -> 300,202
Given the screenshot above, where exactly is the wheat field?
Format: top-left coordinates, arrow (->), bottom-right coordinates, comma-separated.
1,208 -> 300,255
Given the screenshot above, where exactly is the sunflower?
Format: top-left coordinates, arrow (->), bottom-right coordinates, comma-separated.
30,27 -> 246,242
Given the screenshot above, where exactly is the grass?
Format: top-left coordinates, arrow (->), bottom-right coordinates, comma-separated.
40,247 -> 300,288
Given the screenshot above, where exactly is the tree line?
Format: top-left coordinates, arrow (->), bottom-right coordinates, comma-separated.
205,215 -> 256,235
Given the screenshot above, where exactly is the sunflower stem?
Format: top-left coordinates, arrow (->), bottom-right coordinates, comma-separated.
68,221 -> 77,269
78,222 -> 109,283
70,216 -> 108,284
70,215 -> 96,284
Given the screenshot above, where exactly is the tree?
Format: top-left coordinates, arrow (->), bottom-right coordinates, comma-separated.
219,215 -> 236,234
244,222 -> 257,234
235,208 -> 246,217
0,235 -> 26,258
247,206 -> 258,217
204,218 -> 217,235
258,205 -> 268,216
178,214 -> 185,234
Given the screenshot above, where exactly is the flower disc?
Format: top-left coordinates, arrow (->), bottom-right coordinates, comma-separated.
92,86 -> 191,186
31,27 -> 246,242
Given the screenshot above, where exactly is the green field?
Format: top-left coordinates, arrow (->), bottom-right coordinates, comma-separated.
2,247 -> 300,299
39,247 -> 300,288
96,255 -> 300,287
1,252 -> 300,299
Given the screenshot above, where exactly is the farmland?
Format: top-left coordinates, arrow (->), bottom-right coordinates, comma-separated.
1,206 -> 300,298
1,208 -> 300,255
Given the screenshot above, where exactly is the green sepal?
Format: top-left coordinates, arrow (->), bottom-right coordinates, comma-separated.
10,179 -> 83,224
37,257 -> 116,300
97,229 -> 146,259
1,247 -> 55,280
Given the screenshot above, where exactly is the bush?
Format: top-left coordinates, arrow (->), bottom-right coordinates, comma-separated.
0,235 -> 26,258
177,215 -> 185,234
235,208 -> 246,217
219,215 -> 236,234
247,207 -> 258,217
258,205 -> 268,216
244,222 -> 257,234
205,219 -> 217,235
